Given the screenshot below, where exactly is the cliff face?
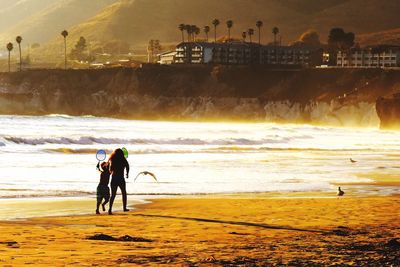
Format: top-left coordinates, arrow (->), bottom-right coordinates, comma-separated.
0,66 -> 399,127
376,94 -> 400,129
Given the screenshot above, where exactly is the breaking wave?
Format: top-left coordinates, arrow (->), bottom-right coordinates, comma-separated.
4,136 -> 293,146
43,146 -> 375,155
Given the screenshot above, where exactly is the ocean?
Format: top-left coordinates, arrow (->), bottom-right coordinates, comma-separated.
0,115 -> 399,199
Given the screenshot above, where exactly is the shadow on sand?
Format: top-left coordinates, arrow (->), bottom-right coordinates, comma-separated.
134,214 -> 328,233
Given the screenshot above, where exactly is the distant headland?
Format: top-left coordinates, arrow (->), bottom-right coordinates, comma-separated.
0,66 -> 399,128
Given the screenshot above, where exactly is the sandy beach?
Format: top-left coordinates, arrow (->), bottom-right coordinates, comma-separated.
0,195 -> 399,266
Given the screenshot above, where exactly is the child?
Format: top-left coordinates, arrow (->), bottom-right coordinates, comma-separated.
96,162 -> 111,214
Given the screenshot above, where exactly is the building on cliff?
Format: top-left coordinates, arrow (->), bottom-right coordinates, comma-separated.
336,45 -> 400,68
157,50 -> 177,65
173,42 -> 322,67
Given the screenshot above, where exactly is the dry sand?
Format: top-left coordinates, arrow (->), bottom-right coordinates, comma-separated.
0,195 -> 399,266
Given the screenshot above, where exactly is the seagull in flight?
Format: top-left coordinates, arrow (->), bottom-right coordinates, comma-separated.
134,171 -> 158,182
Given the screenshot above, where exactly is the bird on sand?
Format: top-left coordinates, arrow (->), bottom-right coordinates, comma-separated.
337,187 -> 345,196
134,171 -> 158,182
350,158 -> 357,163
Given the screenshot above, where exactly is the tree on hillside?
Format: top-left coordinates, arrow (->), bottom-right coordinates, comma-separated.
70,36 -> 88,61
185,24 -> 192,42
189,25 -> 199,42
226,20 -> 233,41
300,30 -> 320,46
328,28 -> 355,50
194,26 -> 200,42
256,20 -> 263,45
292,30 -> 321,48
247,28 -> 254,43
204,26 -> 210,42
6,42 -> 13,72
328,28 -> 355,66
16,36 -> 22,71
178,24 -> 185,43
61,30 -> 68,69
242,31 -> 247,42
147,39 -> 162,63
212,19 -> 220,43
272,27 -> 279,46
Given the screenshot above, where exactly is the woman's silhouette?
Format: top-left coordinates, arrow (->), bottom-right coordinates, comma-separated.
108,148 -> 130,214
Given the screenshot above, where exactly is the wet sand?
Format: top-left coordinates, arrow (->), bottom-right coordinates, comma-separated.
0,195 -> 399,266
0,197 -> 145,221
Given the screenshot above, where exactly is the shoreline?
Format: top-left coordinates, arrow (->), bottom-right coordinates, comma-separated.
0,188 -> 399,221
0,196 -> 149,221
0,195 -> 398,266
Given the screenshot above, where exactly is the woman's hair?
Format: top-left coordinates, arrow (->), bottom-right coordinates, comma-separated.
108,148 -> 127,171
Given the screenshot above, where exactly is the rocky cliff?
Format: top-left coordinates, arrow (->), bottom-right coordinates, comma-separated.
376,94 -> 400,129
1,66 -> 399,127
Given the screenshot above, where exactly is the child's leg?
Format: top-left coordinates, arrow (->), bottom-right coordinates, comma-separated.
102,188 -> 110,211
108,184 -> 118,214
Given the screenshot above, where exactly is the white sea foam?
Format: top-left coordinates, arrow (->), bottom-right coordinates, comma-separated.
0,115 -> 399,198
4,136 -> 292,146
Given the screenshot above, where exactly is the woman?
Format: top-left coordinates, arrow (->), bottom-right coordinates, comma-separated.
108,148 -> 130,215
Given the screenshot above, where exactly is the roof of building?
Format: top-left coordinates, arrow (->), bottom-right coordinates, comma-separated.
157,50 -> 177,56
176,41 -> 320,51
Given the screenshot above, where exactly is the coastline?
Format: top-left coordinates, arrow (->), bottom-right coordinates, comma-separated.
0,194 -> 399,266
1,171 -> 399,222
0,184 -> 399,222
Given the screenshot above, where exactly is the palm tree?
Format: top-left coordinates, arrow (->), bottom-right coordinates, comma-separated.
204,26 -> 210,42
247,28 -> 254,43
15,36 -> 22,71
272,27 -> 280,64
6,42 -> 13,72
194,26 -> 200,42
190,25 -> 198,42
185,24 -> 192,42
272,27 -> 279,46
61,30 -> 68,69
242,31 -> 247,42
178,24 -> 185,42
256,20 -> 263,45
212,19 -> 220,42
226,20 -> 233,41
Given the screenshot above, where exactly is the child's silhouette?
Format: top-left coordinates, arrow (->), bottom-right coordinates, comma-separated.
96,162 -> 111,214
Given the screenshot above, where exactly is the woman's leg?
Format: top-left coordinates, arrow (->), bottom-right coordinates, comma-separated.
120,181 -> 129,211
108,184 -> 118,215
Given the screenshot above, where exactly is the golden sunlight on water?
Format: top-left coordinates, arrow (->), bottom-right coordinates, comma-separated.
0,115 -> 399,199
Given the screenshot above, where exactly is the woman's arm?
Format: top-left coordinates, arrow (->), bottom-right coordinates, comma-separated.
125,160 -> 130,178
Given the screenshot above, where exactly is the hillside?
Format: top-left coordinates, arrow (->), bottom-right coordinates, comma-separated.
358,28 -> 400,46
42,0 -> 400,53
0,0 -> 59,33
309,0 -> 400,39
0,0 -> 118,46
